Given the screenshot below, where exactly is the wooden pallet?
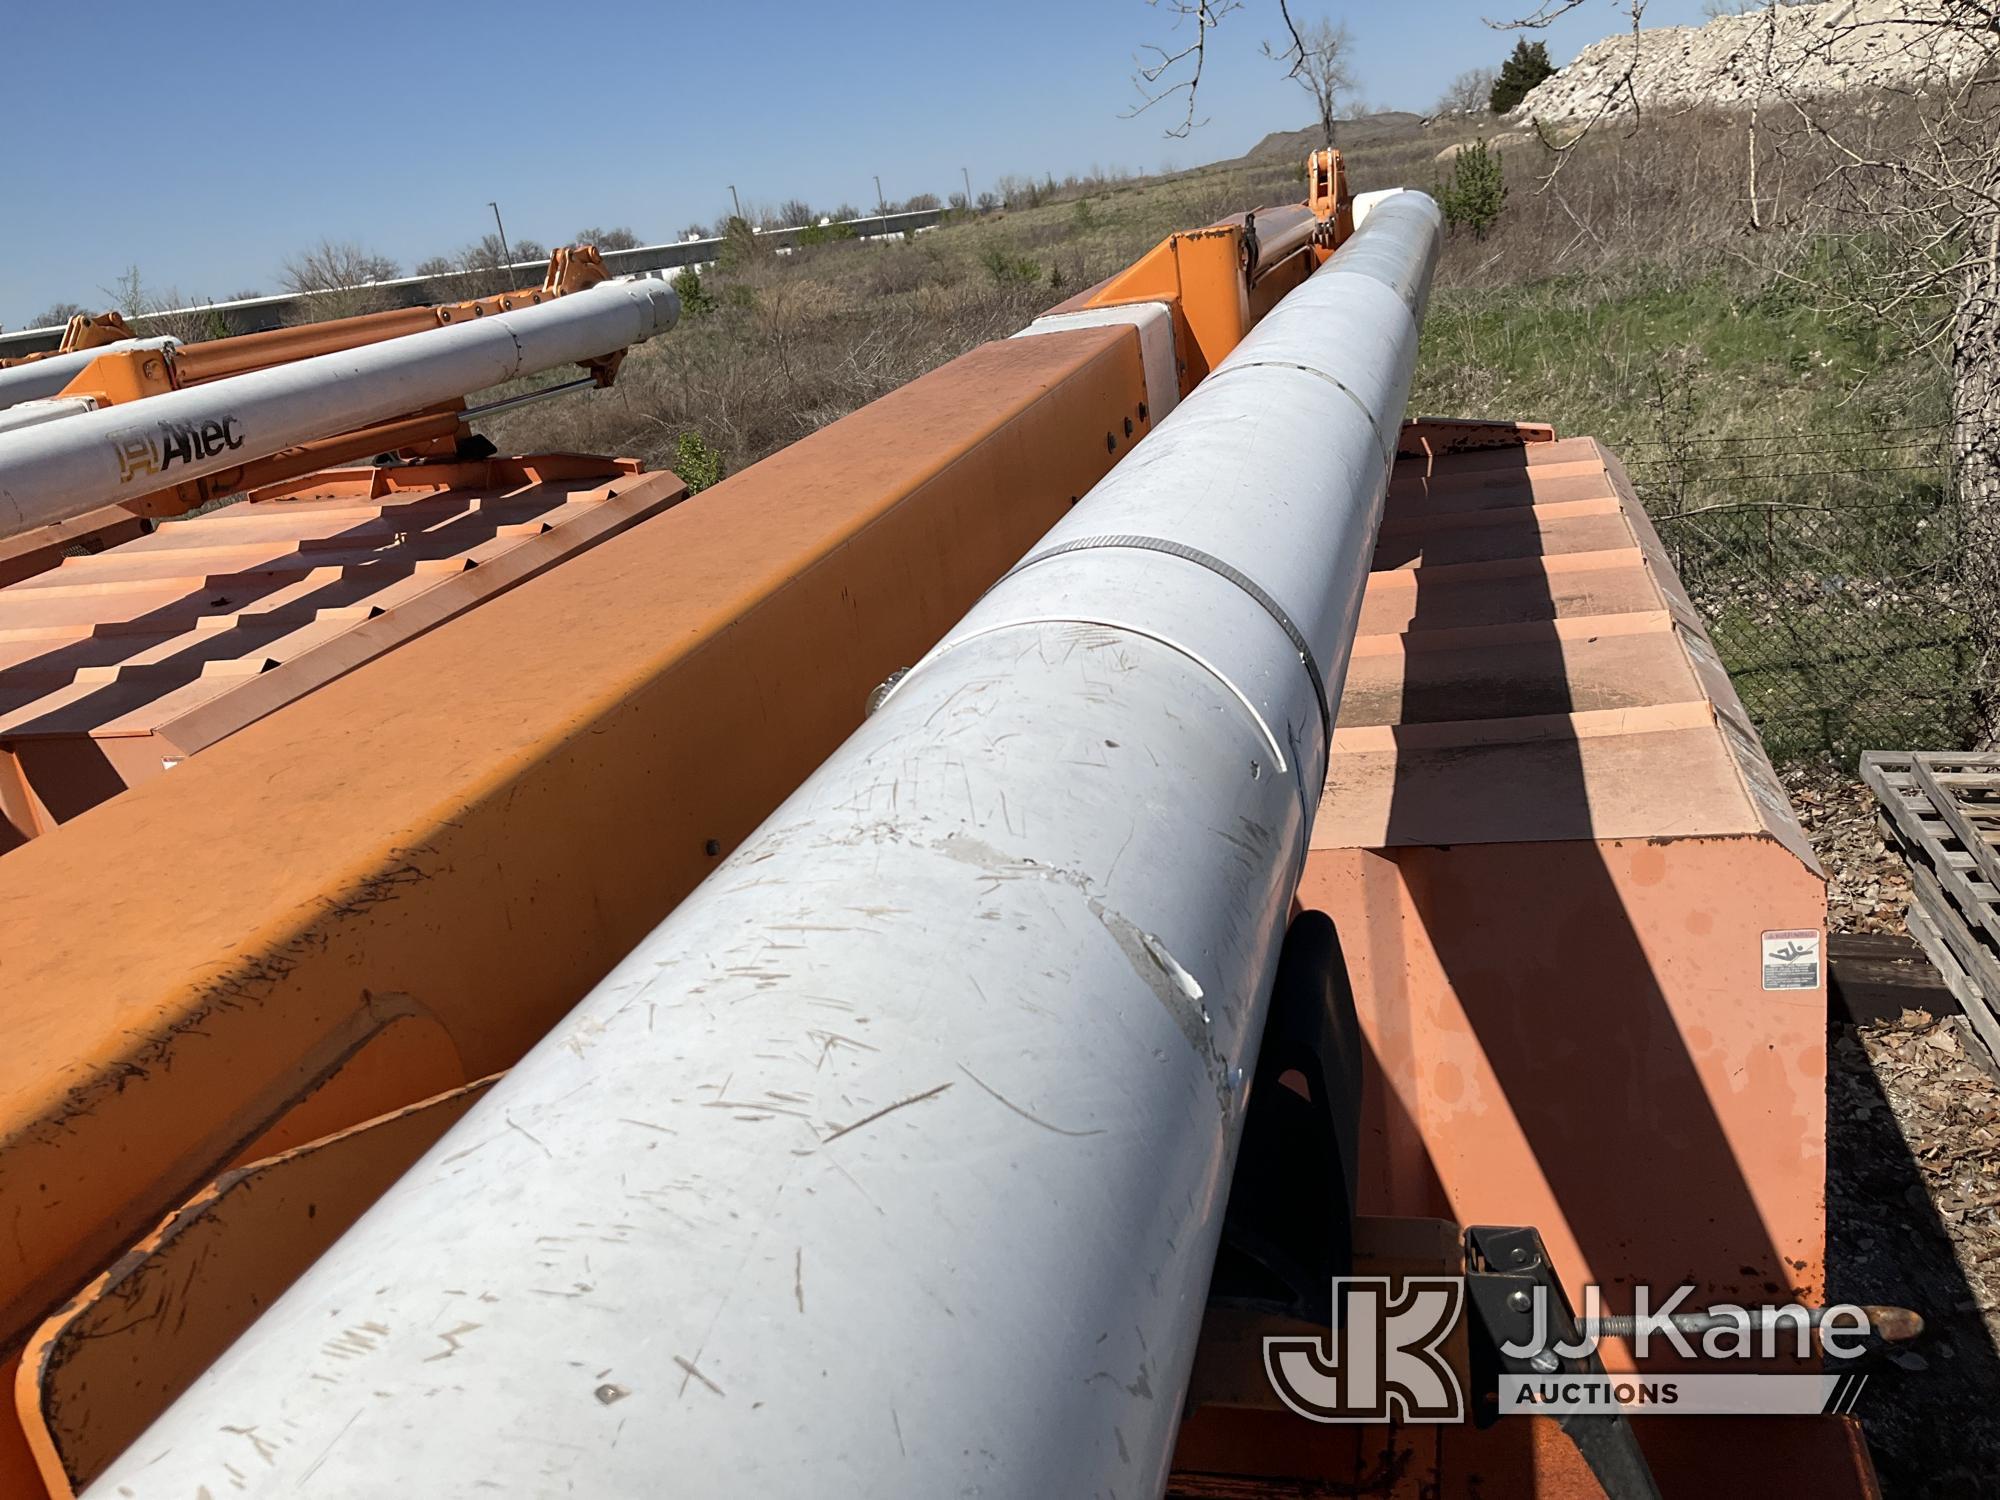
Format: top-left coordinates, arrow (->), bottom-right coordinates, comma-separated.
1861,751 -> 2000,1061
1827,931 -> 1959,1026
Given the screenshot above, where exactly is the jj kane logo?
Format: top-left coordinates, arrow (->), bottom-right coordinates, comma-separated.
1265,1278 -> 1882,1421
1264,1277 -> 1466,1423
113,415 -> 246,485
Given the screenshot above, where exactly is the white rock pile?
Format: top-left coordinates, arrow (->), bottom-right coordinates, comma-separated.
1512,1 -> 1990,121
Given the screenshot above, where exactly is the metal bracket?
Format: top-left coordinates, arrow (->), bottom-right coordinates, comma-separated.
1208,911 -> 1363,1324
1464,1224 -> 1662,1500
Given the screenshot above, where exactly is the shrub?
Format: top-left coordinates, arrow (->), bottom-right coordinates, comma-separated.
671,266 -> 714,318
716,216 -> 766,272
673,430 -> 725,493
1437,141 -> 1507,240
980,247 -> 1042,285
797,219 -> 855,248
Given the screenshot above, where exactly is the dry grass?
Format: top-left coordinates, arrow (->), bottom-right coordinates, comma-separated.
484,105 -> 1969,767
480,159 -> 1305,477
485,104 -> 1950,498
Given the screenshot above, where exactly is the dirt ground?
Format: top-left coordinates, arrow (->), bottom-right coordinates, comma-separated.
1785,763 -> 2000,1496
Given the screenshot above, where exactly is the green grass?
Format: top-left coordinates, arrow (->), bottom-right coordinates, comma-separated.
1412,265 -> 1940,448
1407,247 -> 1966,762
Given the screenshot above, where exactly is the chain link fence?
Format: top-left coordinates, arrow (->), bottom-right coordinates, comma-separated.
1623,425 -> 1985,765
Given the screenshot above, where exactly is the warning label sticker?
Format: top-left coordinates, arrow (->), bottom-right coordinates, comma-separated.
1761,929 -> 1824,991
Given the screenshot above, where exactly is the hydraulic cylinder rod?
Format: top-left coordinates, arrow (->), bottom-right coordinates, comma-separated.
85,192 -> 1441,1500
0,278 -> 678,541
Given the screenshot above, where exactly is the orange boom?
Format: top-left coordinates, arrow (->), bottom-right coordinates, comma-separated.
0,156 -> 1873,1498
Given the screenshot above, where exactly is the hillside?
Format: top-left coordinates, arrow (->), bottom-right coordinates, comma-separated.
1237,110 -> 1426,162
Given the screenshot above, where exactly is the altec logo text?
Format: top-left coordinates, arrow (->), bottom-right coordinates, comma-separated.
1265,1278 -> 1877,1421
113,415 -> 246,485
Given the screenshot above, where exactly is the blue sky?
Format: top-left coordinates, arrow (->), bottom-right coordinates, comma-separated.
0,0 -> 1711,329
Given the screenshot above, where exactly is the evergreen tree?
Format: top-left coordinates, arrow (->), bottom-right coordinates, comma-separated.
1489,39 -> 1555,114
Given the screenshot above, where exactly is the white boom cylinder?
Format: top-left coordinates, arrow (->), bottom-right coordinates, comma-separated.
86,193 -> 1441,1500
0,337 -> 178,412
0,279 -> 679,540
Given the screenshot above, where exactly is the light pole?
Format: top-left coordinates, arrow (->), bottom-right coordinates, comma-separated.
961,165 -> 972,208
487,201 -> 513,268
728,184 -> 743,222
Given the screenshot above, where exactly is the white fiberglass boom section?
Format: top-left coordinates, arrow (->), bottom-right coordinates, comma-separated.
86,192 -> 1441,1500
0,279 -> 679,540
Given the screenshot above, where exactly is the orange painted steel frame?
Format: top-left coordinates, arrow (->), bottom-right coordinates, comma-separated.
1296,428 -> 1832,1394
0,177 -> 1321,1367
0,323 -> 1153,1493
0,314 -> 137,370
1,170 -> 1352,1498
0,456 -> 677,850
0,247 -> 623,579
1051,148 -> 1346,393
0,174 -> 1332,1484
52,244 -> 614,399
0,171 -> 1855,1496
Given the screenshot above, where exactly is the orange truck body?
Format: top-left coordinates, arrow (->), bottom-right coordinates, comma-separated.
0,169 -> 1867,1496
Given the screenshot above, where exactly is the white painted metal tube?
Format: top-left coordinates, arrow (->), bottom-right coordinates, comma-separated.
0,337 -> 177,412
0,279 -> 678,540
0,397 -> 99,438
85,192 -> 1440,1500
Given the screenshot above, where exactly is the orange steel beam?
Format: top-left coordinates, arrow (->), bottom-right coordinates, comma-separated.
48,246 -> 614,393
0,325 -> 1149,1398
1055,150 -> 1348,392
21,1076 -> 499,1496
0,314 -> 137,371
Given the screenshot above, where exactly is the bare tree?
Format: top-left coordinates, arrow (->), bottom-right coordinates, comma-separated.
1127,0 -> 1244,137
31,301 -> 87,329
279,240 -> 402,321
1436,66 -> 1499,117
1265,15 -> 1356,147
1129,1 -> 1355,140
1772,10 -> 2000,717
98,267 -> 227,344
460,234 -> 515,273
279,240 -> 399,295
573,226 -> 642,251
